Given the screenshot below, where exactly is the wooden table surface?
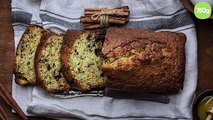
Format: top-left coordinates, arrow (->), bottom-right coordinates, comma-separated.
0,0 -> 213,120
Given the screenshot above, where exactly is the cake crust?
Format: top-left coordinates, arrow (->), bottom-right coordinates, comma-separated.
102,28 -> 186,93
14,25 -> 45,85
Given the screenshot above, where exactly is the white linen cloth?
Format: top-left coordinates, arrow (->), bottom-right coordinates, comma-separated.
12,0 -> 197,119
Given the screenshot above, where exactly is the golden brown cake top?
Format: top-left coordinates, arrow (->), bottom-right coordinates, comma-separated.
102,27 -> 186,93
102,27 -> 186,57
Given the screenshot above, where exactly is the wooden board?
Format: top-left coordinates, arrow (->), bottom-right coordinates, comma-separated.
0,0 -> 53,119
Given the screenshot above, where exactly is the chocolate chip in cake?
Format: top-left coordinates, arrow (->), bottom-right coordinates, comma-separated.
59,68 -> 62,73
42,58 -> 48,63
54,74 -> 62,81
100,73 -> 104,77
86,34 -> 92,41
21,45 -> 25,52
95,48 -> 103,57
95,36 -> 101,42
54,70 -> 62,81
97,50 -> 107,59
47,64 -> 51,70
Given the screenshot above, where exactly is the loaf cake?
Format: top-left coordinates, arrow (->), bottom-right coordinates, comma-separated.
61,30 -> 106,91
14,25 -> 45,85
102,28 -> 186,93
35,32 -> 71,93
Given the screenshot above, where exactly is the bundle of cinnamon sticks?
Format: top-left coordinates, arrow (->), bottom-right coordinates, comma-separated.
80,6 -> 130,29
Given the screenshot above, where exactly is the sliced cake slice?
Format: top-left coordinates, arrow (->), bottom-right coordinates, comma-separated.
14,25 -> 45,85
35,32 -> 71,93
61,30 -> 106,91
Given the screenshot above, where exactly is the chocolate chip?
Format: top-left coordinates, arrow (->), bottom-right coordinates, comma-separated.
42,59 -> 48,63
54,70 -> 62,81
59,68 -> 62,73
30,50 -> 33,54
95,36 -> 101,42
74,49 -> 79,55
100,73 -> 104,77
47,64 -> 51,70
86,34 -> 92,41
95,48 -> 102,56
54,74 -> 61,81
21,46 -> 25,52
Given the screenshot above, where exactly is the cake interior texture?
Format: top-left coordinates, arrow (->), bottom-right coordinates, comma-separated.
15,26 -> 44,84
68,32 -> 106,91
38,34 -> 70,92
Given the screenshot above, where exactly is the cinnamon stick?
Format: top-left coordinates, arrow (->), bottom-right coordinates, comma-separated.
80,16 -> 126,24
0,105 -> 8,120
114,6 -> 129,10
84,6 -> 129,12
84,11 -> 129,17
0,112 -> 6,120
84,9 -> 129,13
83,23 -> 102,29
81,6 -> 130,29
0,84 -> 28,120
84,6 -> 129,17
